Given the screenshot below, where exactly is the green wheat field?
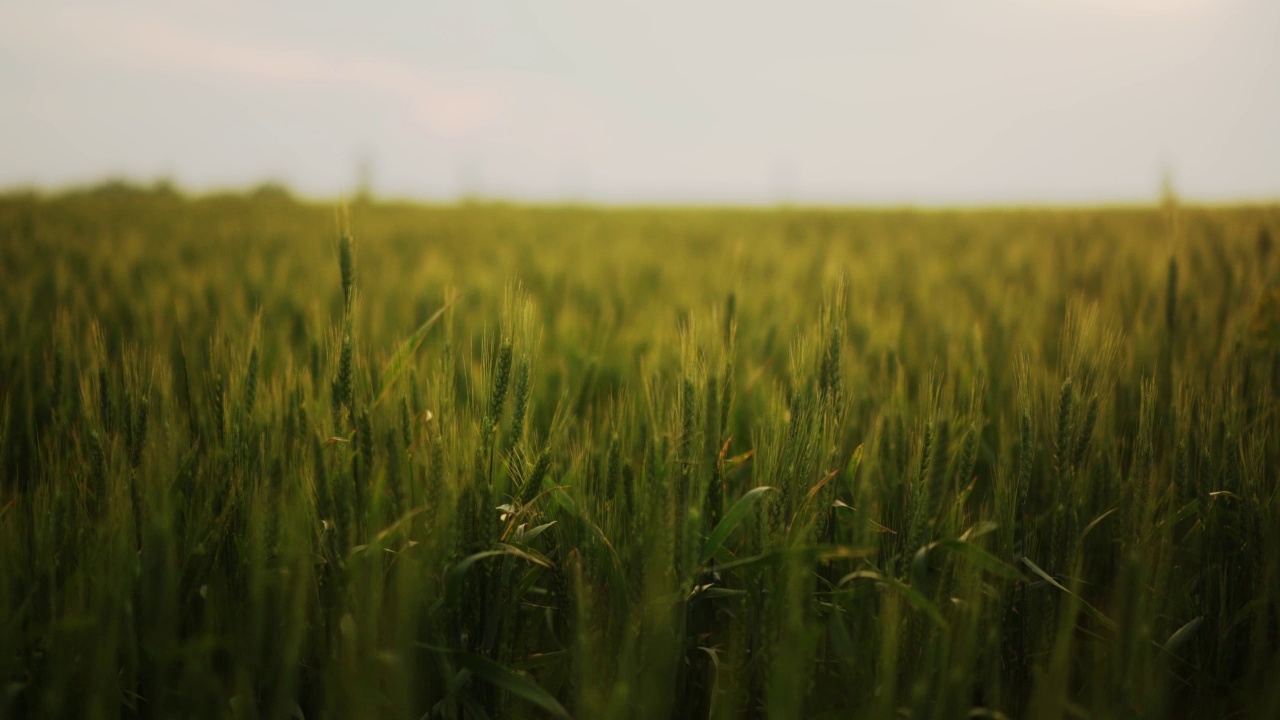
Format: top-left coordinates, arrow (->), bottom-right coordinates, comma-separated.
2,184 -> 1279,719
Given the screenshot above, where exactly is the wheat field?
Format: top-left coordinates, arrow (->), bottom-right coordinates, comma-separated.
1,185 -> 1278,719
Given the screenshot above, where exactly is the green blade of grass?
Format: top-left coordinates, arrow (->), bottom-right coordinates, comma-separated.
930,540 -> 1022,580
455,651 -> 569,718
1022,556 -> 1116,631
443,545 -> 553,607
1160,616 -> 1203,659
700,486 -> 775,565
1081,508 -> 1118,540
839,570 -> 947,629
714,544 -> 874,573
373,295 -> 457,407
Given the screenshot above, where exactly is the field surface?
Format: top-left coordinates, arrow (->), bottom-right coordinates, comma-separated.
2,187 -> 1279,719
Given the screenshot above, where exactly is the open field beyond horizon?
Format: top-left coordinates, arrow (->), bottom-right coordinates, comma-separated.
2,186 -> 1279,719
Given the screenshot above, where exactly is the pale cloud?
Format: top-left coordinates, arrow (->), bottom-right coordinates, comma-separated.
1068,0 -> 1216,17
32,5 -> 508,139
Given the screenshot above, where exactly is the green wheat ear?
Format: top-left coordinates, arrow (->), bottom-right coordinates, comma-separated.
679,376 -> 698,472
1016,409 -> 1033,512
1054,378 -> 1074,482
339,232 -> 355,308
128,394 -> 148,469
1072,395 -> 1099,470
520,450 -> 552,507
925,418 -> 950,521
336,332 -> 354,425
242,347 -> 259,418
312,433 -> 331,521
400,395 -> 413,449
357,408 -> 374,484
506,353 -> 531,451
491,341 -> 513,418
818,325 -> 842,406
954,424 -> 979,488
213,371 -> 225,441
723,291 -> 736,344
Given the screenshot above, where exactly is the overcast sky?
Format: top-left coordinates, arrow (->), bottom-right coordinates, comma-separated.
2,0 -> 1278,204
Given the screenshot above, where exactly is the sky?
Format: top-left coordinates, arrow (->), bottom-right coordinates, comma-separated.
2,0 -> 1278,204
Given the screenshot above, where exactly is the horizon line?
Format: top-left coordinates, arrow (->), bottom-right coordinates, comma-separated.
3,177 -> 1278,212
